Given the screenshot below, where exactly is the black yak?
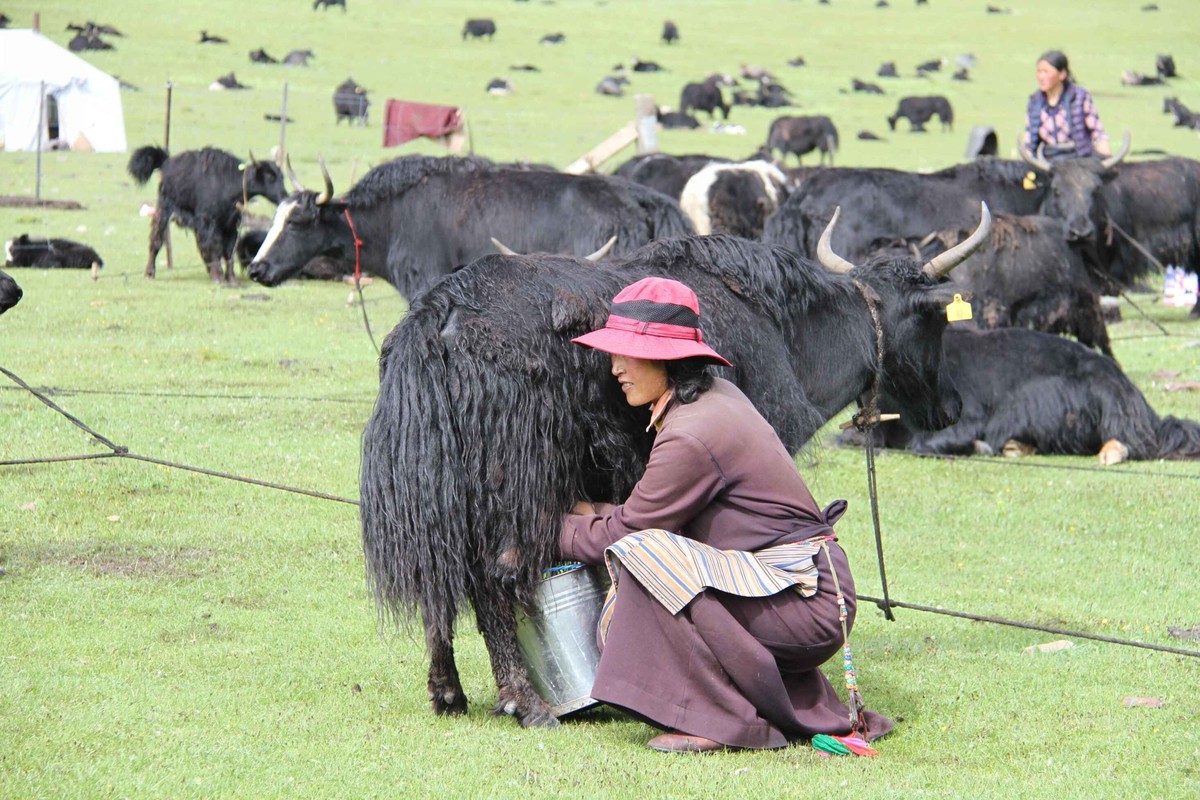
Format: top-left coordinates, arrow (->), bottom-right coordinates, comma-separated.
249,156 -> 694,299
613,152 -> 730,199
128,146 -> 287,283
895,213 -> 1114,357
0,269 -> 21,314
235,229 -> 356,280
765,115 -> 839,166
888,96 -> 953,132
5,234 -> 103,270
857,327 -> 1200,463
359,207 -> 991,727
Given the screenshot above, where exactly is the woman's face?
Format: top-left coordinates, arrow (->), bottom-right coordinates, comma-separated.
1036,60 -> 1067,94
611,354 -> 669,407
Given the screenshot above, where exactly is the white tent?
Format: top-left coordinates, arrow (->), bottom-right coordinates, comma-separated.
0,29 -> 127,152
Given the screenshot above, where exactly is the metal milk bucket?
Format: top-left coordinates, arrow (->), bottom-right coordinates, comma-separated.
515,562 -> 609,717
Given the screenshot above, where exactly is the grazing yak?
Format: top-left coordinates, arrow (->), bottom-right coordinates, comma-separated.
613,152 -> 730,199
313,0 -> 346,10
360,208 -> 991,727
5,234 -> 103,270
462,18 -> 496,40
888,96 -> 953,132
765,115 -> 839,166
128,146 -> 287,283
857,327 -> 1200,464
679,74 -> 734,120
661,20 -> 679,44
334,78 -> 370,124
679,161 -> 790,238
0,269 -> 23,314
249,155 -> 694,298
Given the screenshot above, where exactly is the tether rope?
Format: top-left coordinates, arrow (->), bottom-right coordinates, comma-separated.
0,383 -> 371,405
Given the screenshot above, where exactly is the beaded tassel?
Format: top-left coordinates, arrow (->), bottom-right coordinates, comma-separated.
813,541 -> 879,758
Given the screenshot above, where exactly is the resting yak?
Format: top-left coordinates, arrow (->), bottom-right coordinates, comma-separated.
128,146 -> 287,283
856,326 -> 1200,463
358,205 -> 991,728
249,156 -> 693,299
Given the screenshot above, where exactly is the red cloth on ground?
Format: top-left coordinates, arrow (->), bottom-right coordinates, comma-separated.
383,100 -> 462,147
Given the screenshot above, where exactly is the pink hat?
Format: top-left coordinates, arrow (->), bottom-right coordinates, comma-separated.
572,277 -> 732,367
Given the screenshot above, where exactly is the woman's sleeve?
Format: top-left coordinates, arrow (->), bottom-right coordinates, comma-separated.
1083,91 -> 1109,144
559,430 -> 726,564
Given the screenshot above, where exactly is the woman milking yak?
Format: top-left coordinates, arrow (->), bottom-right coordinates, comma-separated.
559,276 -> 893,754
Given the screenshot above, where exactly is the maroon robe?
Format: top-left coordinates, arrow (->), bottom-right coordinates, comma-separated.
560,378 -> 894,749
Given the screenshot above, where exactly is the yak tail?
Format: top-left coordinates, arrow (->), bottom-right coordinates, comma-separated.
359,309 -> 470,641
127,145 -> 168,185
1154,415 -> 1200,459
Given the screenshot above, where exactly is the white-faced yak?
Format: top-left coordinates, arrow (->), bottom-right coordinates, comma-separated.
249,155 -> 694,300
358,206 -> 991,727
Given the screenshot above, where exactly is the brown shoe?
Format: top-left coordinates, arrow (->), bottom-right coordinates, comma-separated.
647,732 -> 725,753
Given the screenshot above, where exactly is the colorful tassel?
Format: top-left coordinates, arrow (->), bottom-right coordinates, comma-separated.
812,734 -> 880,758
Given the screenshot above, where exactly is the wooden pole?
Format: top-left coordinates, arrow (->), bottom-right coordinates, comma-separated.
278,82 -> 289,165
33,12 -> 39,32
634,94 -> 658,155
163,81 -> 174,269
35,81 -> 44,201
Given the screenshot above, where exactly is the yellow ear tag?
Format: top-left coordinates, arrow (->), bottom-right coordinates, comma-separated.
946,293 -> 972,322
1022,171 -> 1038,190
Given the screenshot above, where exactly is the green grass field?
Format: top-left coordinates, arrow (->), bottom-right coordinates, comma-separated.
2,1 -> 1200,798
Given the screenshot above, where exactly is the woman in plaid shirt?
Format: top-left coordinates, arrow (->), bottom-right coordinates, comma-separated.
1025,50 -> 1111,160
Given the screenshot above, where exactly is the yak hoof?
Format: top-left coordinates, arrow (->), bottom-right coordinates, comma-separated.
1098,439 -> 1130,466
493,689 -> 560,728
1001,439 -> 1036,458
430,689 -> 468,716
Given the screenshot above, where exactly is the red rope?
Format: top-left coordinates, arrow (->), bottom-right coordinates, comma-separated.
343,208 -> 364,283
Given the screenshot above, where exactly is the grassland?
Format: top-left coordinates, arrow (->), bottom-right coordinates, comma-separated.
2,1 -> 1200,798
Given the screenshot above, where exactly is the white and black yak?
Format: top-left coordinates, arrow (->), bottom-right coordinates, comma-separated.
679,160 -> 790,239
127,146 -> 287,283
249,156 -> 694,299
358,206 -> 991,727
613,152 -> 731,200
0,269 -> 21,314
854,326 -> 1200,464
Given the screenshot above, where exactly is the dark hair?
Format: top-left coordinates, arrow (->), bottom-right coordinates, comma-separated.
666,357 -> 715,404
1037,50 -> 1071,79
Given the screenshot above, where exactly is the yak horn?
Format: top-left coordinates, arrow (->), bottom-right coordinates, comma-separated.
315,155 -> 335,206
490,237 -> 519,256
816,206 -> 856,274
285,155 -> 306,192
908,242 -> 922,261
1100,129 -> 1132,169
248,149 -> 259,167
1017,129 -> 1051,172
585,235 -> 618,262
922,202 -> 992,279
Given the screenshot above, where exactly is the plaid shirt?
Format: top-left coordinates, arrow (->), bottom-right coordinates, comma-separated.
1026,83 -> 1108,156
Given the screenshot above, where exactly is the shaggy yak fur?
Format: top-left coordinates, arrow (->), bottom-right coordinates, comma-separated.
0,269 -> 21,314
249,155 -> 694,299
359,232 -> 973,728
127,145 -> 287,283
898,213 -> 1114,357
856,326 -> 1200,460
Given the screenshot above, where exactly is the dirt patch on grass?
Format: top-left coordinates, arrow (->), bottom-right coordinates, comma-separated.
38,541 -> 215,579
0,196 -> 85,210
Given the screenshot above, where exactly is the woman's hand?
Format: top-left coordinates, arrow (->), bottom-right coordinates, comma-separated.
571,500 -> 596,515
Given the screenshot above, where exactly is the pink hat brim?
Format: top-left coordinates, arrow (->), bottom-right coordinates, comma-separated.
572,327 -> 733,367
